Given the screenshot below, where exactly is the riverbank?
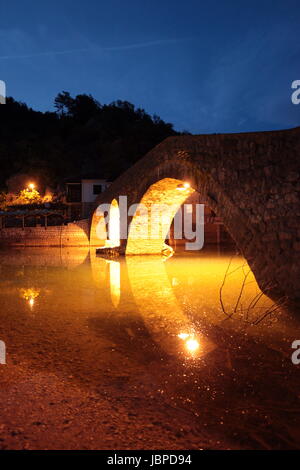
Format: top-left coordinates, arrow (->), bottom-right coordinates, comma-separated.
0,317 -> 299,450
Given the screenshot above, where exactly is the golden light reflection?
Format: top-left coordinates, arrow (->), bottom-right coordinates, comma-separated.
185,337 -> 200,353
89,251 -> 279,359
178,332 -> 189,340
178,332 -> 200,356
19,288 -> 40,309
89,246 -> 282,362
107,260 -> 121,308
126,257 -> 215,360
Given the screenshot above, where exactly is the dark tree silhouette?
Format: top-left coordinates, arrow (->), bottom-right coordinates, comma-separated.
0,93 -> 180,190
54,91 -> 73,116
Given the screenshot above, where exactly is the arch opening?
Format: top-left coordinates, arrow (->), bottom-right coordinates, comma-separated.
108,199 -> 120,248
125,177 -> 236,256
89,127 -> 300,302
126,178 -> 196,255
90,198 -> 120,249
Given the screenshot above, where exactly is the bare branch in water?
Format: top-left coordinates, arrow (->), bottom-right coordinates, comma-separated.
219,256 -> 287,324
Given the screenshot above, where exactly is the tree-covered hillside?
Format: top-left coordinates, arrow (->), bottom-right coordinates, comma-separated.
0,92 -> 179,191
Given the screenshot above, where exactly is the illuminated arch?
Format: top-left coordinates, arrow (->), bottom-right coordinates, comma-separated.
108,199 -> 120,248
90,128 -> 300,301
90,198 -> 120,248
126,178 -> 195,255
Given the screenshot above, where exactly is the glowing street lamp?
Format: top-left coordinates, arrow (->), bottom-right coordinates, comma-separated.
176,182 -> 190,191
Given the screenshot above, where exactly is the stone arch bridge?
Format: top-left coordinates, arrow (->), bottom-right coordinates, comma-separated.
90,127 -> 300,302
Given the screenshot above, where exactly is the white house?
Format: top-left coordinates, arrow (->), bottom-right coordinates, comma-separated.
81,179 -> 110,203
66,178 -> 111,219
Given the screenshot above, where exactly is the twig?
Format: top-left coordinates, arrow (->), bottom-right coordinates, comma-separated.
219,257 -> 287,324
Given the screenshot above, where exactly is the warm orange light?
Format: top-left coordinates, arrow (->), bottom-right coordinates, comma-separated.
178,331 -> 200,355
185,338 -> 200,353
19,288 -> 40,309
108,260 -> 121,308
176,182 -> 190,191
28,183 -> 35,191
106,199 -> 121,248
178,332 -> 189,340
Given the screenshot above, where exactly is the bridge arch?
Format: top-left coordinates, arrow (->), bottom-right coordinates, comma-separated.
90,198 -> 120,248
126,177 -> 196,255
90,128 -> 300,302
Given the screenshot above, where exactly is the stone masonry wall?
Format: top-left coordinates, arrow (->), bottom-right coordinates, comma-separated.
91,126 -> 300,303
0,219 -> 89,247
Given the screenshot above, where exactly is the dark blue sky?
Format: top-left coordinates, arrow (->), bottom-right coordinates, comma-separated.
0,0 -> 299,133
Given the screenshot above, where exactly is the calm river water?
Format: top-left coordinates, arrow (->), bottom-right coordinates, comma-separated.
0,247 -> 299,449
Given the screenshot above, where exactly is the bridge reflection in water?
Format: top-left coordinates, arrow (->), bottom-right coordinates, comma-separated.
89,248 -> 292,354
1,247 -> 299,449
0,246 -> 290,349
125,256 -> 216,359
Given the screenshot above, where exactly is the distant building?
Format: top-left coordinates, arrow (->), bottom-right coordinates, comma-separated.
66,178 -> 111,219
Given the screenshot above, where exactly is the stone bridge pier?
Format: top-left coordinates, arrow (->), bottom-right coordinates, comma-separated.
90,127 -> 300,303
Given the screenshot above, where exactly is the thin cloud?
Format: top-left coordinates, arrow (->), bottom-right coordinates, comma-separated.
0,37 -> 191,60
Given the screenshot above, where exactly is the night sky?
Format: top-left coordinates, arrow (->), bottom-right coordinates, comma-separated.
0,0 -> 299,133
